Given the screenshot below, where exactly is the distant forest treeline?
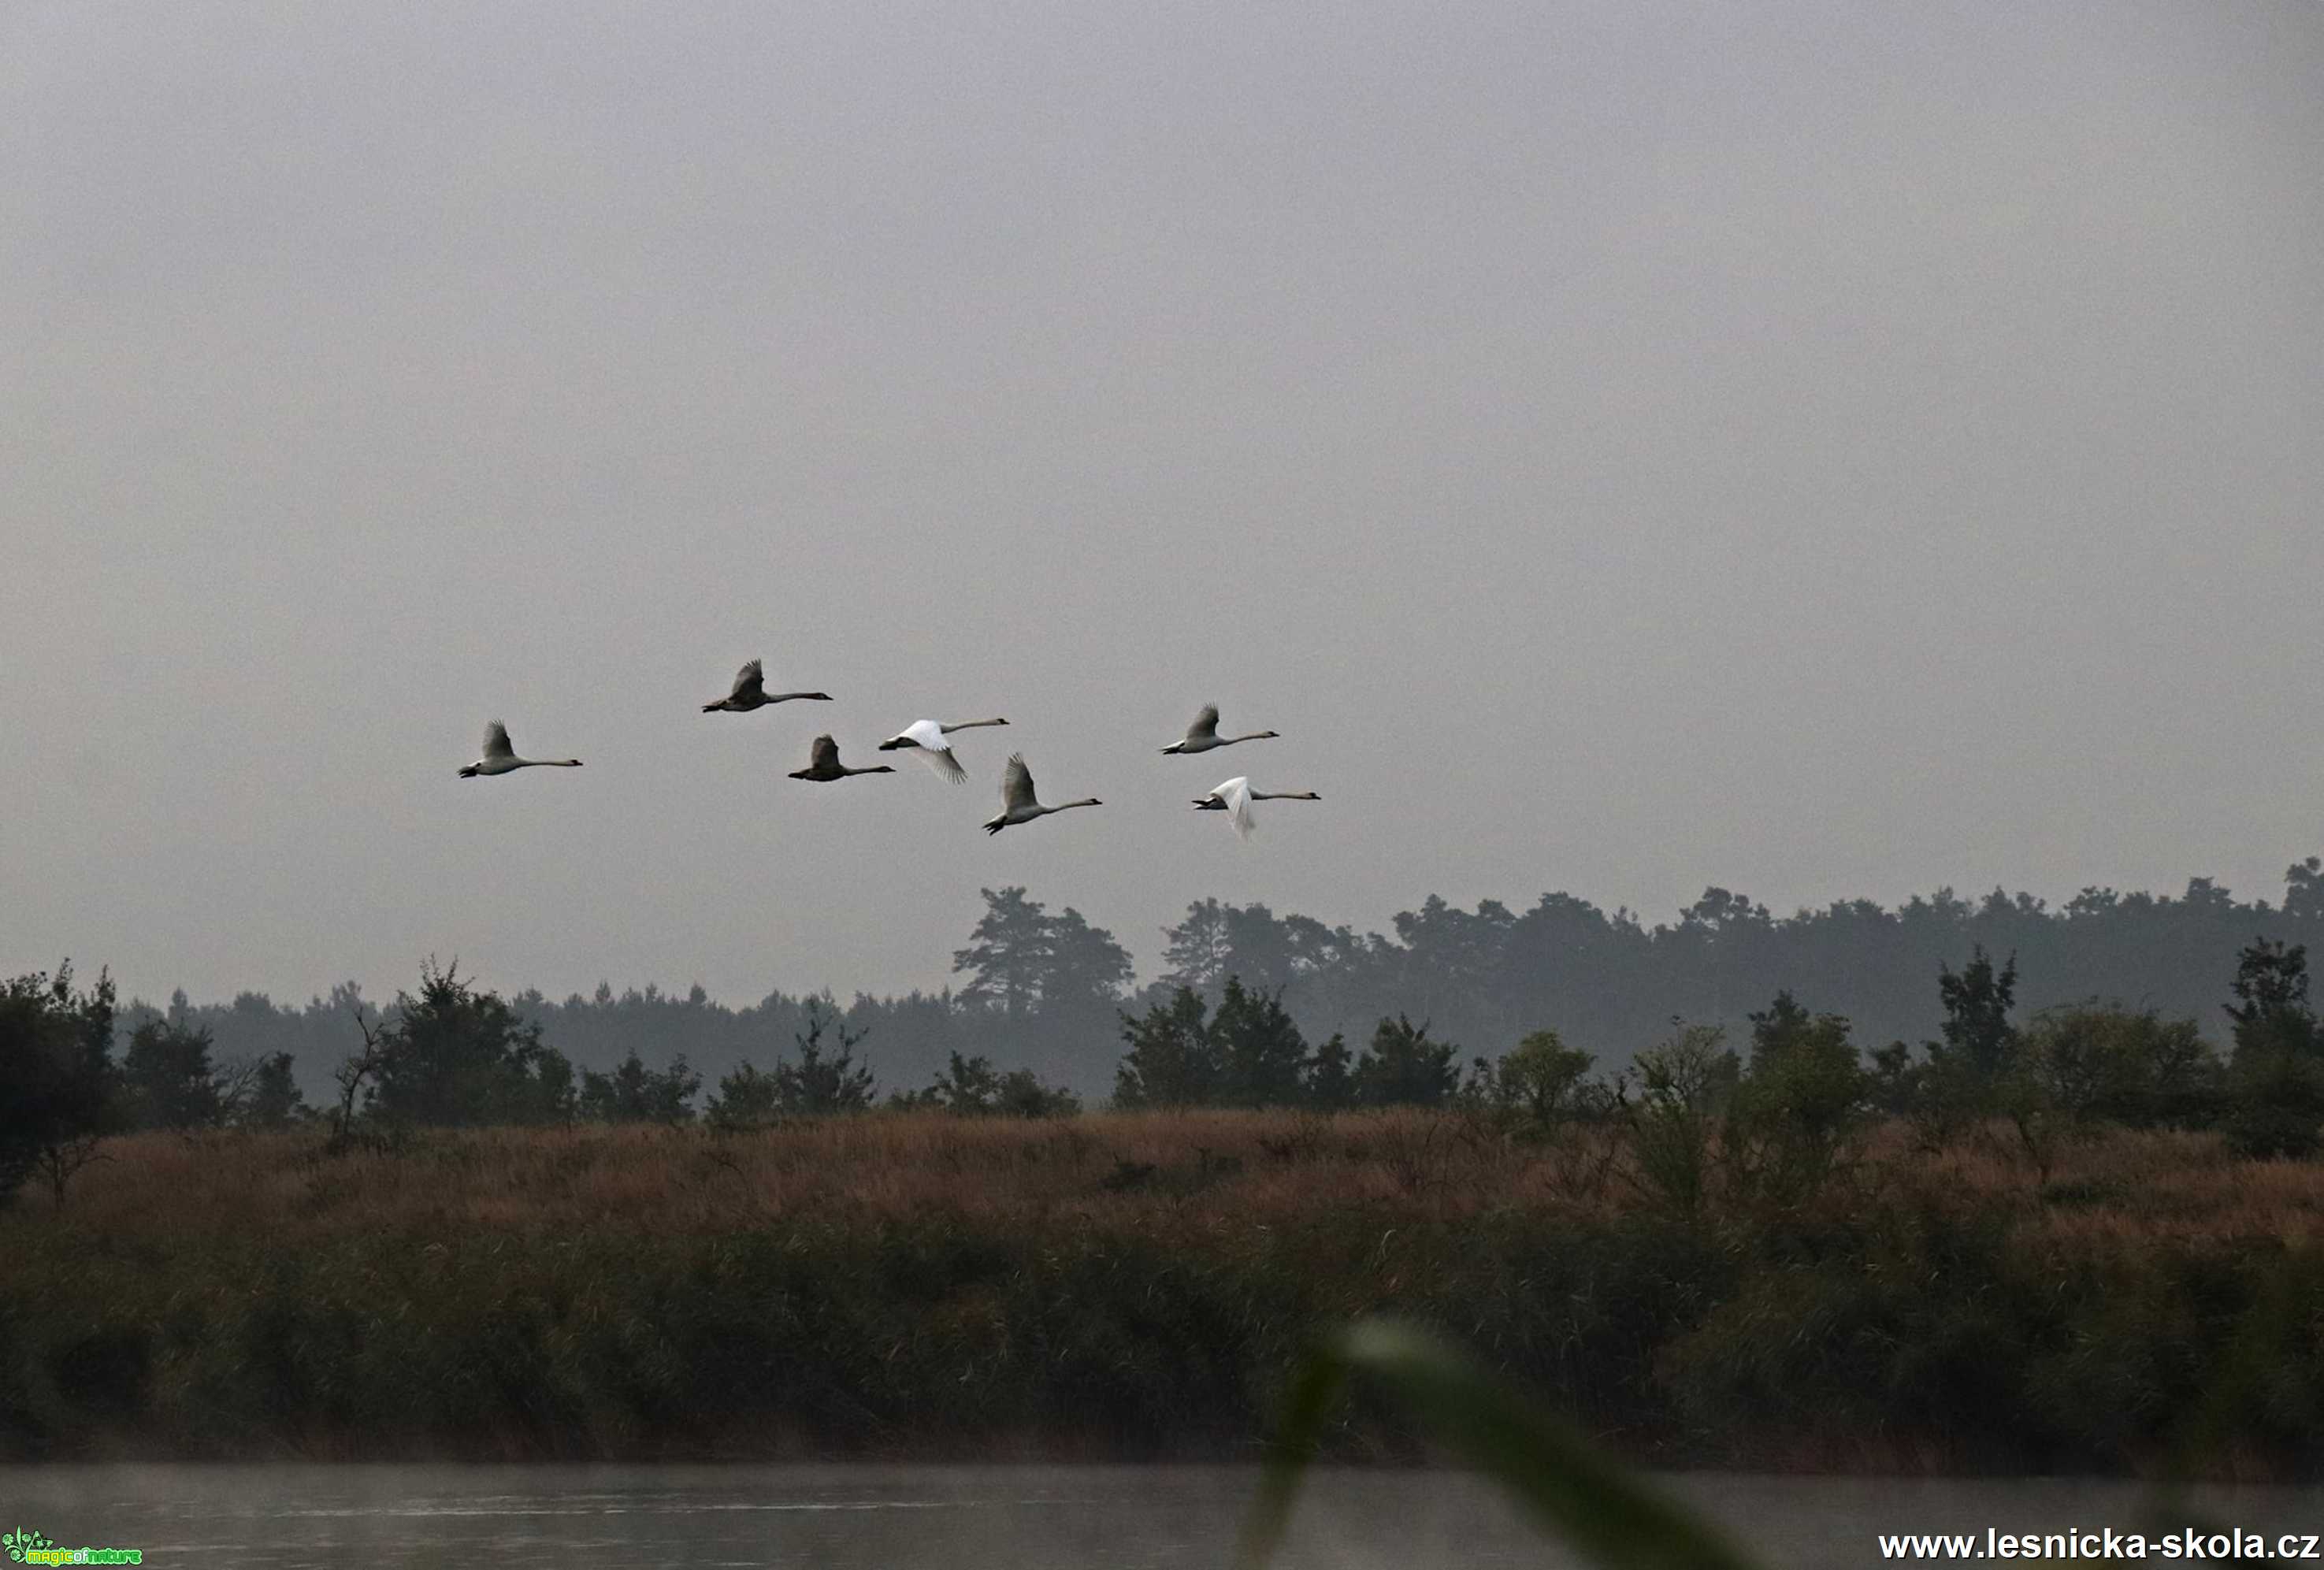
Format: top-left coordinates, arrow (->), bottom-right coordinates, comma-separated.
111,859 -> 2324,1100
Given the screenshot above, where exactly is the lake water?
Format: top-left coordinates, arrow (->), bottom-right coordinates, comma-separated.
2,1464 -> 2319,1567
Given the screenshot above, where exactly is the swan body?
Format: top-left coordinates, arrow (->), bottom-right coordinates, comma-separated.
788,734 -> 895,782
878,716 -> 1008,783
458,722 -> 583,778
1193,777 -> 1320,838
983,753 -> 1101,834
1161,704 -> 1279,755
704,659 -> 831,713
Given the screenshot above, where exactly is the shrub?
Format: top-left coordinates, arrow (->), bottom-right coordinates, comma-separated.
236,1053 -> 307,1129
1938,946 -> 2022,1079
1113,988 -> 1220,1108
897,1052 -> 1080,1117
1728,993 -> 1866,1206
2225,1060 -> 2324,1161
579,1049 -> 700,1124
118,1017 -> 224,1131
362,961 -> 576,1128
1624,1023 -> 1737,1222
1494,1029 -> 1595,1129
711,1008 -> 885,1125
0,963 -> 119,1207
1867,950 -> 2025,1154
2016,1004 -> 2221,1131
2223,940 -> 2324,1160
1112,985 -> 1388,1112
706,1062 -> 781,1130
1352,1015 -> 1458,1108
1305,1033 -> 1354,1111
770,1000 -> 876,1115
1210,979 -> 1311,1108
990,1067 -> 1081,1118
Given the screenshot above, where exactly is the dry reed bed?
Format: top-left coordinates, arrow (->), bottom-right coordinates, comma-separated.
6,1112 -> 2323,1469
38,1112 -> 2324,1249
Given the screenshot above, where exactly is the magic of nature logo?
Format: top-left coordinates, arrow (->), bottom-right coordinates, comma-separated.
2,1527 -> 142,1565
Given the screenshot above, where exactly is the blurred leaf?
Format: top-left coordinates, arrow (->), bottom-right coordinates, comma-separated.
1239,1318 -> 1765,1570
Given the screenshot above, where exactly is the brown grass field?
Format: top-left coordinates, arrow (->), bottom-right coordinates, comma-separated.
42,1110 -> 2324,1245
5,1111 -> 2322,1471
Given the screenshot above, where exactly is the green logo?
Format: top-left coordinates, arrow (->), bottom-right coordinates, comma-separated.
0,1528 -> 140,1565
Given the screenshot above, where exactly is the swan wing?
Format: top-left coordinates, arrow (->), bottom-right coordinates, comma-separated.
894,720 -> 964,780
482,722 -> 515,759
915,743 -> 962,785
1217,777 -> 1253,838
808,734 -> 839,773
1185,704 -> 1221,742
731,659 -> 765,698
1001,753 -> 1038,812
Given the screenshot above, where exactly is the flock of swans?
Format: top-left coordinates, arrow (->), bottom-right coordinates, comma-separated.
457,661 -> 1324,839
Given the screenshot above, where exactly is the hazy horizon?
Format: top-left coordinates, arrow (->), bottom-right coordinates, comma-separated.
32,856 -> 2324,1014
9,2 -> 2322,1010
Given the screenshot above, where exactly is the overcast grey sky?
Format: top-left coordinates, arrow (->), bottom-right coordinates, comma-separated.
6,2 -> 2322,1007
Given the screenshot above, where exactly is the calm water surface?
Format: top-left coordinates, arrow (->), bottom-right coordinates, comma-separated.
2,1464 -> 2320,1567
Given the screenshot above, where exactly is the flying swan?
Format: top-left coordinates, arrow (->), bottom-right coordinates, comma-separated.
877,717 -> 1008,782
984,754 -> 1101,835
788,734 -> 895,783
1194,777 -> 1320,838
703,659 -> 832,713
1161,704 -> 1279,755
458,722 -> 583,778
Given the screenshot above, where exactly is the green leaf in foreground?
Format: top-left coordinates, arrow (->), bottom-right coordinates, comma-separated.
1238,1318 -> 1767,1570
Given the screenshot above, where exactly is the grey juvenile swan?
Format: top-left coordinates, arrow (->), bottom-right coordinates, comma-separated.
788,734 -> 895,783
1161,704 -> 1279,755
983,754 -> 1101,835
877,717 -> 1008,782
703,659 -> 831,713
458,722 -> 582,778
1194,776 -> 1320,839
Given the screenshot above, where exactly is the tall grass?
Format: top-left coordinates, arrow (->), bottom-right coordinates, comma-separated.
2,1111 -> 2320,1468
1242,1319 -> 1764,1570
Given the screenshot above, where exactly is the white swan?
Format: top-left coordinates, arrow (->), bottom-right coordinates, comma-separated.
458,722 -> 582,778
703,659 -> 831,713
788,734 -> 895,783
1161,704 -> 1279,755
876,717 -> 1008,783
983,754 -> 1101,835
1193,777 -> 1320,839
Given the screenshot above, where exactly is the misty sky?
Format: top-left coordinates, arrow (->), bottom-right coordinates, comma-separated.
6,2 -> 2322,1008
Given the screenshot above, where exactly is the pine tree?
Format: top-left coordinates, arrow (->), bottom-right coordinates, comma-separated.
2223,939 -> 2324,1158
0,963 -> 119,1207
1210,977 -> 1310,1107
770,1000 -> 876,1114
1353,1014 -> 1458,1108
364,960 -> 576,1126
120,1017 -> 223,1130
1113,988 -> 1220,1108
